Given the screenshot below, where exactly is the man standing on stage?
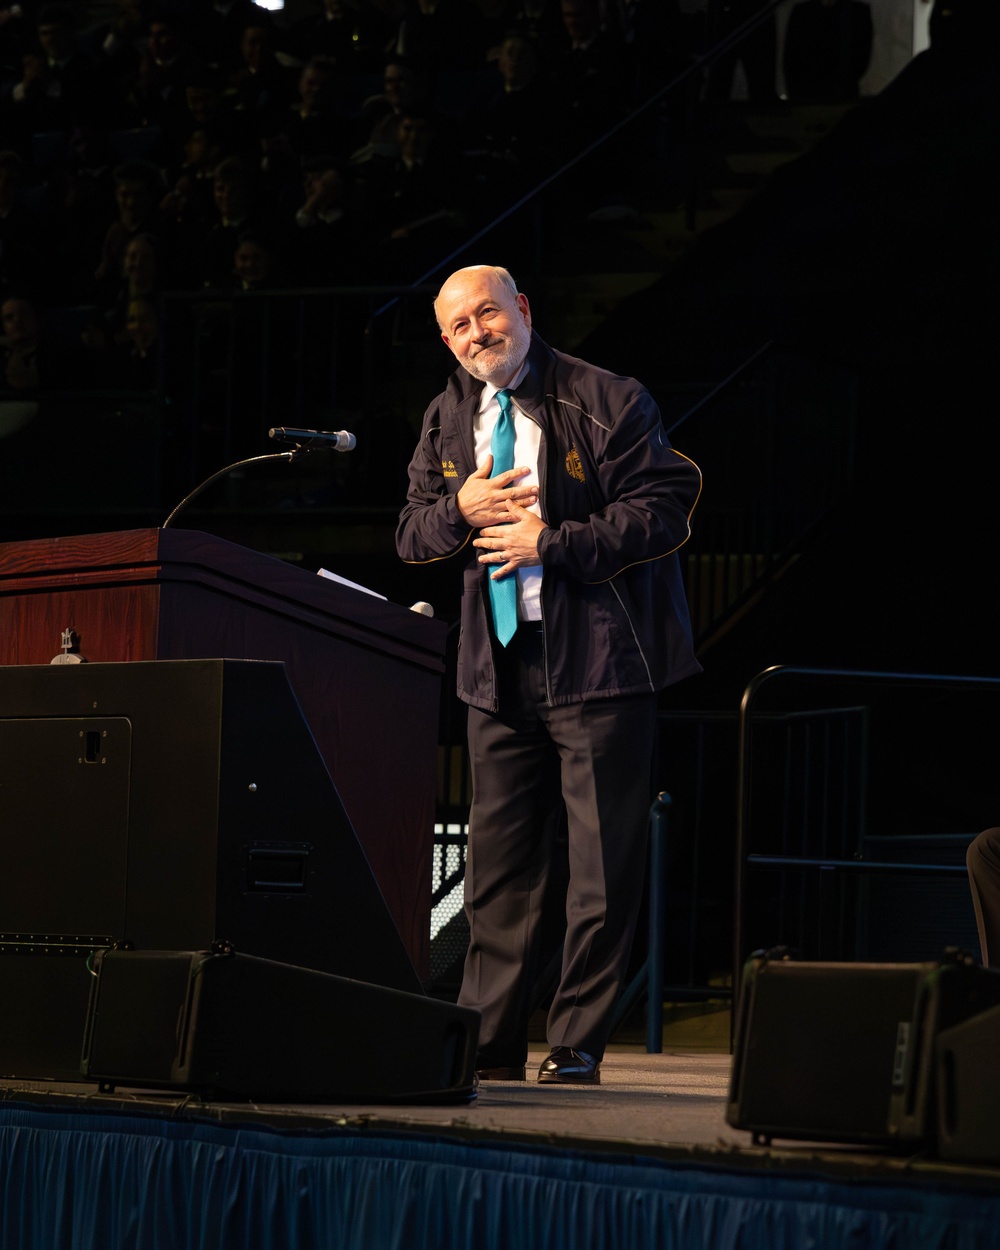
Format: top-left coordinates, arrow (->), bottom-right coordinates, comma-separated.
397,265 -> 702,1084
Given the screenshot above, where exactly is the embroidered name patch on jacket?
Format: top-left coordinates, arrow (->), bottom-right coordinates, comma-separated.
442,459 -> 458,478
565,446 -> 585,482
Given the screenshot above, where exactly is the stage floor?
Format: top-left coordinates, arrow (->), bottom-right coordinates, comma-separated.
5,1046 -> 1000,1193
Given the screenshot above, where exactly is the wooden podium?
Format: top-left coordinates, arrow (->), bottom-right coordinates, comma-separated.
0,528 -> 448,976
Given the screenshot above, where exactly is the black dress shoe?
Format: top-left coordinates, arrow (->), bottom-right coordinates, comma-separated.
537,1047 -> 601,1085
475,1064 -> 526,1081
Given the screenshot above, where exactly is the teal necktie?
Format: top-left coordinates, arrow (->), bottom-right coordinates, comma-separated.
488,388 -> 518,646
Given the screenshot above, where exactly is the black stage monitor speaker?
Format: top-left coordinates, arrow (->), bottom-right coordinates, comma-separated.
0,660 -> 421,1082
727,949 -> 1000,1148
936,1004 -> 1000,1165
81,948 -> 480,1104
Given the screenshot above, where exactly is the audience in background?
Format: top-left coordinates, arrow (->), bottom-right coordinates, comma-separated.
476,31 -> 558,187
289,157 -> 369,283
286,0 -> 392,74
0,150 -> 46,294
351,55 -> 430,162
8,3 -> 112,140
389,0 -> 489,77
1,293 -> 43,391
83,230 -> 160,361
226,18 -> 296,132
0,289 -> 43,437
553,0 -> 636,145
231,229 -> 285,290
193,154 -> 270,287
360,108 -> 465,276
93,160 -> 162,290
274,55 -> 355,166
1,0 -> 862,404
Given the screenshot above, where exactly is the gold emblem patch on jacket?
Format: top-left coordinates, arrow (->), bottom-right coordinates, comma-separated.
565,446 -> 585,482
442,459 -> 458,478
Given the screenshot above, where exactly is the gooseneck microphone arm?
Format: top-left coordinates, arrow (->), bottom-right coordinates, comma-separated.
162,428 -> 357,529
162,451 -> 299,529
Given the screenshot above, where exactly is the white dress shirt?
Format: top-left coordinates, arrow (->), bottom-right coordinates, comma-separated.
473,361 -> 543,622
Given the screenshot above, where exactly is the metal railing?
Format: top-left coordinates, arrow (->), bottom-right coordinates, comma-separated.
734,666 -> 1000,1010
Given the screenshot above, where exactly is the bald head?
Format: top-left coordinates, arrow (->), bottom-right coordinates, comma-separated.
435,265 -> 532,387
433,265 -> 519,329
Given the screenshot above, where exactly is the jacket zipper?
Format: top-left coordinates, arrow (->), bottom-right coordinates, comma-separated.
520,404 -> 554,707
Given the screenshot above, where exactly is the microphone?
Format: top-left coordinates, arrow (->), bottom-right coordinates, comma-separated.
268,427 -> 357,452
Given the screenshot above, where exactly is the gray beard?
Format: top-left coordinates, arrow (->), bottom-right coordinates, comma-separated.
460,322 -> 530,385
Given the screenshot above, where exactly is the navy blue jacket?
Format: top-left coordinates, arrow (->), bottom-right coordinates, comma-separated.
396,333 -> 702,711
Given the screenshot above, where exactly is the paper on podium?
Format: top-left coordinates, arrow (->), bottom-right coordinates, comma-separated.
317,568 -> 387,600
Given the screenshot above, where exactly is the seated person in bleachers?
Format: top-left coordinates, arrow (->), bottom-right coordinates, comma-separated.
0,288 -> 93,407
286,0 -> 394,75
269,56 -> 356,168
475,31 -> 559,188
476,0 -> 522,61
194,154 -> 278,289
83,231 -> 160,356
552,0 -> 635,148
22,155 -> 107,306
352,55 -> 431,162
506,0 -> 566,60
288,157 -> 370,285
186,0 -> 276,75
0,149 -> 47,295
0,2 -> 33,80
160,125 -> 222,231
7,3 -> 112,139
1,292 -> 42,391
230,229 -> 289,291
0,288 -> 44,438
123,9 -> 202,140
155,65 -> 244,175
89,0 -> 146,84
115,230 -> 160,307
93,160 -> 164,297
358,108 -> 466,279
390,0 -> 489,78
99,294 -> 161,390
225,18 -> 297,135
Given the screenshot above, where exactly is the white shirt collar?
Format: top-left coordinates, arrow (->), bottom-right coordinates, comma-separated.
479,357 -> 530,413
